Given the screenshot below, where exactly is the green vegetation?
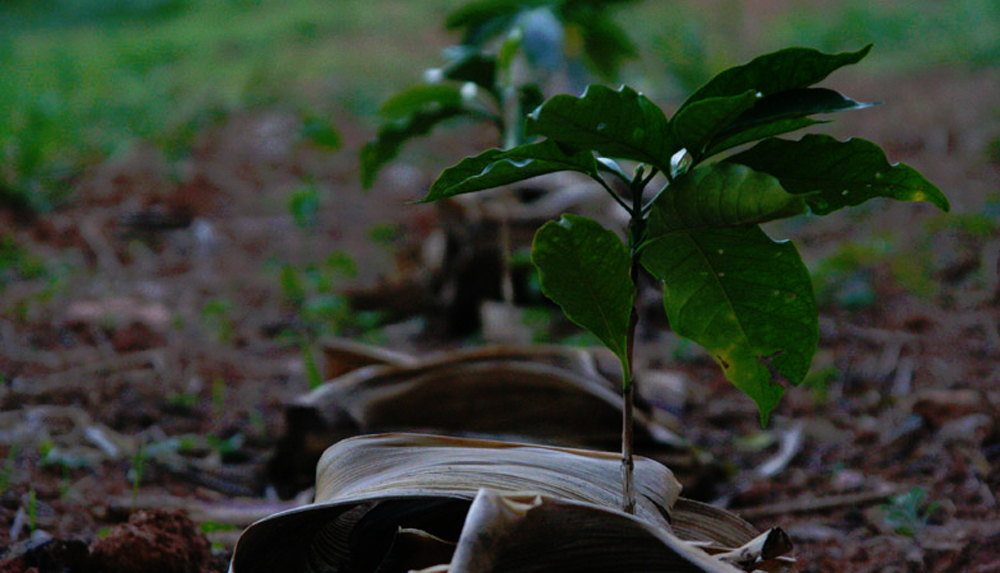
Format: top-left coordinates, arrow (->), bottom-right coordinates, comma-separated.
882,486 -> 942,538
3,0 -> 994,211
420,43 -> 948,512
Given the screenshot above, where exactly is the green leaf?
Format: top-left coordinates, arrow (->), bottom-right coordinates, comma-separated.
670,89 -> 760,156
532,214 -> 634,378
360,106 -> 468,189
528,84 -> 679,171
441,50 -> 498,94
641,225 -> 817,424
445,0 -> 534,46
421,140 -> 599,202
704,88 -> 874,157
677,45 -> 873,115
377,84 -> 464,120
646,163 -> 807,233
727,134 -> 950,215
571,11 -> 639,79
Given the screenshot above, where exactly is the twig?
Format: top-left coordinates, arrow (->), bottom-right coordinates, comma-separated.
738,483 -> 904,520
10,349 -> 166,395
755,422 -> 804,479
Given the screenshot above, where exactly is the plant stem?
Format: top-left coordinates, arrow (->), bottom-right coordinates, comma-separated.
621,309 -> 637,514
621,170 -> 646,514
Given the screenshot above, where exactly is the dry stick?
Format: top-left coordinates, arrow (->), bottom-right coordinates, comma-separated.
737,483 -> 904,520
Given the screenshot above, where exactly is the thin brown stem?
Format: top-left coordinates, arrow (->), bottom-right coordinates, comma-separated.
622,174 -> 645,514
621,391 -> 635,513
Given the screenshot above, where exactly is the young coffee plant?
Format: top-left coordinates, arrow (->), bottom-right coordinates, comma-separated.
360,0 -> 643,188
419,44 -> 949,512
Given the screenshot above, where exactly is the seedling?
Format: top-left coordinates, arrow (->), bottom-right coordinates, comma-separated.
361,0 -> 642,187
882,486 -> 941,538
129,441 -> 146,510
420,45 -> 949,512
27,487 -> 38,532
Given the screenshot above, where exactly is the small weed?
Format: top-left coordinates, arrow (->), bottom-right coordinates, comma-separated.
366,223 -> 401,247
165,391 -> 199,411
200,297 -> 235,344
0,446 -> 18,493
882,486 -> 941,538
211,376 -> 227,419
288,184 -> 321,230
128,441 -> 146,509
0,235 -> 47,292
801,364 -> 841,405
299,117 -> 342,151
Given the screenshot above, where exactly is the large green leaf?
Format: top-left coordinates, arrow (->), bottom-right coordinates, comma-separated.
528,84 -> 679,171
532,214 -> 634,378
677,45 -> 872,115
646,163 -> 807,233
421,140 -> 599,202
726,134 -> 950,215
703,88 -> 874,157
670,89 -> 760,157
641,225 -> 817,424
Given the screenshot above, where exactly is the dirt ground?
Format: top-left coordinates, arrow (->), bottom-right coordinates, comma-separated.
1,66 -> 999,572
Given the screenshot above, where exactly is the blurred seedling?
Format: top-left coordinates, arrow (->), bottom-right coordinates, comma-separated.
27,488 -> 38,533
882,486 -> 942,538
288,183 -> 321,230
200,297 -> 236,344
361,0 -> 644,187
128,441 -> 147,510
0,445 -> 17,494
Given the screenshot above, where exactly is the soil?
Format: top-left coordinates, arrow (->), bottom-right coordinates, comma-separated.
1,67 -> 999,572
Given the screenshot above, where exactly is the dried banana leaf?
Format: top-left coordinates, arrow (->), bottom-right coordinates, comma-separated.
236,433 -> 681,572
269,342 -> 687,497
441,489 -> 745,573
234,434 -> 780,573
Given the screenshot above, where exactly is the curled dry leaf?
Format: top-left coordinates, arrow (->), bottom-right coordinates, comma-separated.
235,434 -> 782,573
440,489 -> 747,573
269,341 -> 687,497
